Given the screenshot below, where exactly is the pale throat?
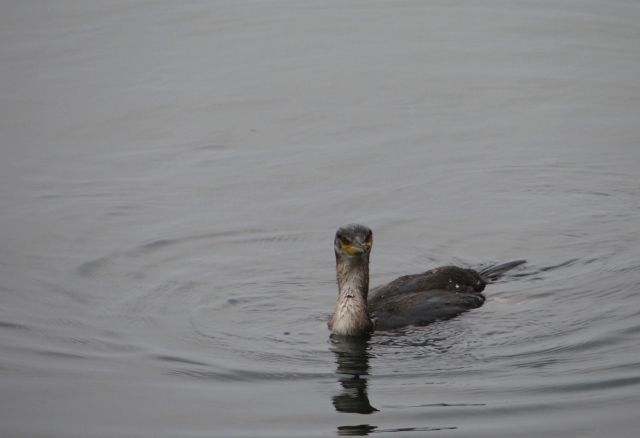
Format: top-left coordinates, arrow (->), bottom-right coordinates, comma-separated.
337,263 -> 369,301
330,255 -> 372,335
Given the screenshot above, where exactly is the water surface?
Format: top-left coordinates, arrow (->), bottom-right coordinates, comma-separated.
1,1 -> 640,437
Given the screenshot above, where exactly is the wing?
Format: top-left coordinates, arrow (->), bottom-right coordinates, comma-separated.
370,288 -> 484,330
370,266 -> 486,299
368,266 -> 487,330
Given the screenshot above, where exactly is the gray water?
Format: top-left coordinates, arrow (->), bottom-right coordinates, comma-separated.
1,1 -> 640,437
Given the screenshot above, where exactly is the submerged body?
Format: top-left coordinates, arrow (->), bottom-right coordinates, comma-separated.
328,224 -> 525,336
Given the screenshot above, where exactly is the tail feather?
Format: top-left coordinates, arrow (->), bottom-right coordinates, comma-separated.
479,259 -> 526,282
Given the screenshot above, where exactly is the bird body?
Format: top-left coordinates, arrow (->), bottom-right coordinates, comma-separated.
328,224 -> 524,336
368,265 -> 486,331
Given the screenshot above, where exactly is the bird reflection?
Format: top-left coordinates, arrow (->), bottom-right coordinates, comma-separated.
329,333 -> 461,436
336,424 -> 378,436
330,334 -> 377,415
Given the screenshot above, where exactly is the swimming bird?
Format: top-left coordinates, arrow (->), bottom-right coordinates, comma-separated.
328,224 -> 525,336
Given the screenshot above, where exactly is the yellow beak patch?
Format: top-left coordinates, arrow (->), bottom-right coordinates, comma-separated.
341,241 -> 372,256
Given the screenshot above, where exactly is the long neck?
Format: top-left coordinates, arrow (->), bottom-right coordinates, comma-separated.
329,254 -> 373,336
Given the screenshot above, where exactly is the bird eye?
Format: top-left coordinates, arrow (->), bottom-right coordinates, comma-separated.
339,236 -> 351,245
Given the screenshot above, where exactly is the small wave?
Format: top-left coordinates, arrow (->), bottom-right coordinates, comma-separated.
0,320 -> 31,331
153,354 -> 211,367
166,367 -> 331,382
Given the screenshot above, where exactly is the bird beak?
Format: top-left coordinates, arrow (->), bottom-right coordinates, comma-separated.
341,241 -> 371,256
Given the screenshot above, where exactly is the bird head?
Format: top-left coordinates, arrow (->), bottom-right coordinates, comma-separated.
334,224 -> 373,258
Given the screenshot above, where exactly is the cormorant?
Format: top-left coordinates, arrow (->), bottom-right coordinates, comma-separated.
328,224 -> 525,336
